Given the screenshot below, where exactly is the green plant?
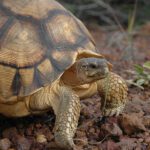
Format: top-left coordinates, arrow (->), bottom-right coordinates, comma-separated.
127,61 -> 150,89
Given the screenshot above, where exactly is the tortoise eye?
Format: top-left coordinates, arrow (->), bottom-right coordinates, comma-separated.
89,64 -> 97,69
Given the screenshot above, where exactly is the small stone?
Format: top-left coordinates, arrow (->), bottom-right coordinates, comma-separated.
74,137 -> 88,147
16,136 -> 31,150
144,132 -> 149,136
89,128 -> 96,134
101,122 -> 122,136
101,140 -> 119,150
2,127 -> 18,139
25,128 -> 33,136
36,134 -> 47,143
76,130 -> 86,138
117,137 -> 137,149
45,132 -> 54,142
138,138 -> 144,143
0,138 -> 11,150
35,123 -> 42,128
145,137 -> 150,143
118,113 -> 146,135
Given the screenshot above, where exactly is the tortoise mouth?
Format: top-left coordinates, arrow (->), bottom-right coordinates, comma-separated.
87,72 -> 109,79
87,67 -> 109,79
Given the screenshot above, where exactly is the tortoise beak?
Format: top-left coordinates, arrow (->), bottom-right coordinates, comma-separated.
97,67 -> 109,79
87,66 -> 109,79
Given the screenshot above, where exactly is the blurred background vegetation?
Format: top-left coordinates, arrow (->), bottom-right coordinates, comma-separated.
58,0 -> 150,28
58,0 -> 150,89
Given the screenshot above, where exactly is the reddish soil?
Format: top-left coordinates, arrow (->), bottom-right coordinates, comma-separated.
0,23 -> 150,150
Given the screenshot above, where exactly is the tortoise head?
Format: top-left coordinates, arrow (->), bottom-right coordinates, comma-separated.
75,57 -> 109,83
61,57 -> 111,86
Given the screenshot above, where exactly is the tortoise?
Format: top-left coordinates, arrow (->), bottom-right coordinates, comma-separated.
0,0 -> 128,149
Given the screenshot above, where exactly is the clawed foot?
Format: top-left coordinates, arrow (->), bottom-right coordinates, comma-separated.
55,134 -> 75,150
102,105 -> 125,117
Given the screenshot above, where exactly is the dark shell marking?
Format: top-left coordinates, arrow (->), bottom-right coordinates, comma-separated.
0,0 -> 96,98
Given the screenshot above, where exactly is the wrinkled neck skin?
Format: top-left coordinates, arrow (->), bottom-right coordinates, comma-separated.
61,64 -> 85,86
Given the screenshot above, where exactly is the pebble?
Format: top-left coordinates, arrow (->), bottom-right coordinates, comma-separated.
145,137 -> 150,143
16,136 -> 31,150
0,138 -> 11,150
36,134 -> 47,143
144,132 -> 149,136
138,138 -> 144,143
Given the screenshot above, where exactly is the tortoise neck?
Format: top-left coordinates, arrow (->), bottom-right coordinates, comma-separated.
60,64 -> 84,86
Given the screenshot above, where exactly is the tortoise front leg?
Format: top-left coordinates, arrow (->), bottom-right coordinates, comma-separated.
54,86 -> 81,149
97,72 -> 128,116
28,85 -> 80,149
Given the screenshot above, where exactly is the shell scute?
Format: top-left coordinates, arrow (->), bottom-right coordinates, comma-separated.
0,0 -> 99,100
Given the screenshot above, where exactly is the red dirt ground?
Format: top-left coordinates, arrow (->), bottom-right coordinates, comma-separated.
0,23 -> 150,150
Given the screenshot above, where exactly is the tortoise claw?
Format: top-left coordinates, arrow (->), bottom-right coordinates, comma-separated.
102,105 -> 125,117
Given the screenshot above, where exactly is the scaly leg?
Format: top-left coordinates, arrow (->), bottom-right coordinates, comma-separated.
54,86 -> 81,149
97,72 -> 128,116
28,84 -> 80,149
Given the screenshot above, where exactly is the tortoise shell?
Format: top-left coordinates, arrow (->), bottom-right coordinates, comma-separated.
0,0 -> 104,102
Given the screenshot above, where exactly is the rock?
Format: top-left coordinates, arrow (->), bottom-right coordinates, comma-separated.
76,130 -> 86,138
148,144 -> 150,150
16,136 -> 31,150
75,137 -> 88,147
36,134 -> 47,143
45,131 -> 54,142
25,125 -> 34,136
35,123 -> 42,129
0,138 -> 11,150
144,137 -> 150,144
117,137 -> 137,149
75,130 -> 88,147
138,138 -> 144,143
143,116 -> 150,128
118,113 -> 146,135
144,132 -> 149,136
2,127 -> 18,139
101,140 -> 119,150
101,122 -> 122,136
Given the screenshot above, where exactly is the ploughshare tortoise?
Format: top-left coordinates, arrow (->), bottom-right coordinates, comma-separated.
0,0 -> 128,149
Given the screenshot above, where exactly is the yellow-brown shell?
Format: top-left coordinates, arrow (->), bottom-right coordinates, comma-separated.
0,0 -> 104,101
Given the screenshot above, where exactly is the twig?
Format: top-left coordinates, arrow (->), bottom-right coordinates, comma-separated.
92,0 -> 126,33
78,3 -> 98,10
88,134 -> 109,145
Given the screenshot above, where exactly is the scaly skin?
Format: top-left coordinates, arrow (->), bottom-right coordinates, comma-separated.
54,87 -> 80,149
73,72 -> 128,117
97,72 -> 128,116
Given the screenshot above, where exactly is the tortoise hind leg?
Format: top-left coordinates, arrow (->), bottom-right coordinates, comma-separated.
97,72 -> 128,116
54,86 -> 80,149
